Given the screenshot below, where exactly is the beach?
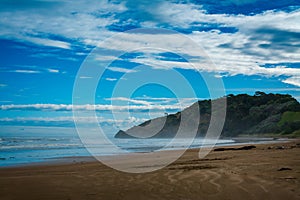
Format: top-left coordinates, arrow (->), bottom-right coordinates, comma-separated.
0,140 -> 299,200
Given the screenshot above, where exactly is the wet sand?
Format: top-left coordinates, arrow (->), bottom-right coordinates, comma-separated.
1,140 -> 300,200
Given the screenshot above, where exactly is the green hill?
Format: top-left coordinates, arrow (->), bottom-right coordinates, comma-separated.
115,92 -> 300,138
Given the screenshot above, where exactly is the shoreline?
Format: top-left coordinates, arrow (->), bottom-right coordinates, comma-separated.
0,137 -> 295,170
0,137 -> 295,169
1,137 -> 295,169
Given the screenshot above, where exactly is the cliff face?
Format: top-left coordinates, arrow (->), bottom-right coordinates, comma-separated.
115,92 -> 300,138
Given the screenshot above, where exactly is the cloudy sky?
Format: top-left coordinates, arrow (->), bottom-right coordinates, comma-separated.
0,0 -> 299,131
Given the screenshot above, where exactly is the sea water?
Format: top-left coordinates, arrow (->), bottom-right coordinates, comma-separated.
0,126 -> 236,167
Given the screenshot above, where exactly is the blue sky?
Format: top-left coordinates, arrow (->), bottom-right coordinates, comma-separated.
0,0 -> 300,131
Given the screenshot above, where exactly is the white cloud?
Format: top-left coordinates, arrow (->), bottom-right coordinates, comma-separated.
156,2 -> 300,32
79,76 -> 93,79
0,103 -> 184,112
129,57 -> 300,77
106,97 -> 152,106
0,1 -> 299,87
48,68 -> 59,73
107,67 -> 138,73
86,4 -> 300,86
0,1 -> 126,48
6,67 -> 60,74
105,77 -> 118,81
0,84 -> 7,87
154,3 -> 300,66
224,87 -> 300,92
282,76 -> 300,87
24,37 -> 71,49
95,55 -> 120,61
12,70 -> 41,74
106,97 -> 199,106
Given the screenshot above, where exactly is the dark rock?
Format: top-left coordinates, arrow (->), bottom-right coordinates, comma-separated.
278,167 -> 292,171
214,145 -> 256,151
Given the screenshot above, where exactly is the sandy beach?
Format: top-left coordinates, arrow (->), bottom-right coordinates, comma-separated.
0,140 -> 300,200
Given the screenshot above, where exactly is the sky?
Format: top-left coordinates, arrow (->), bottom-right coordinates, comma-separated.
0,0 -> 300,132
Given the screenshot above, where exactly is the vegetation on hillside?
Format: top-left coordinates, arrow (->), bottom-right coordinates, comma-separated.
115,92 -> 300,138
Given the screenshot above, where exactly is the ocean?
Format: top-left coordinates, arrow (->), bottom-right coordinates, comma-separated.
0,125 -> 241,167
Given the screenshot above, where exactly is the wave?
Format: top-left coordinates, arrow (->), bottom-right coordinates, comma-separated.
0,143 -> 84,151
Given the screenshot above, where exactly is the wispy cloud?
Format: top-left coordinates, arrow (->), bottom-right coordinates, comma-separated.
225,87 -> 300,92
106,97 -> 152,106
106,97 -> 199,106
0,1 -> 126,48
0,103 -> 184,112
92,25 -> 300,86
105,77 -> 117,81
84,2 -> 299,87
2,65 -> 61,74
282,76 -> 300,87
47,68 -> 59,73
79,76 -> 93,79
95,55 -> 120,61
12,70 -> 41,74
129,57 -> 300,77
0,0 -> 299,87
107,67 -> 138,73
24,37 -> 72,50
